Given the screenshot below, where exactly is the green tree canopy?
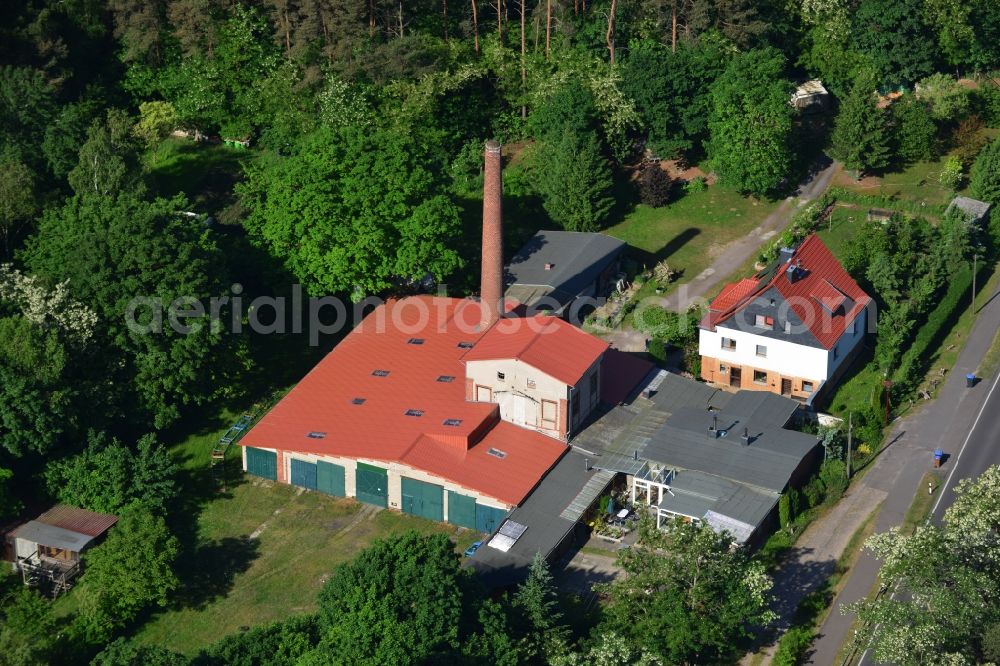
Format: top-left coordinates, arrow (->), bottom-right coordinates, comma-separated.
599,516 -> 776,664
620,38 -> 731,157
91,638 -> 189,666
830,68 -> 892,175
534,129 -> 614,232
25,191 -> 238,429
849,466 -> 1000,664
891,95 -> 937,164
969,137 -> 1000,203
852,0 -> 937,87
45,431 -> 178,515
707,47 -> 794,196
76,507 -> 180,643
314,531 -> 472,664
239,125 -> 463,299
0,158 -> 37,257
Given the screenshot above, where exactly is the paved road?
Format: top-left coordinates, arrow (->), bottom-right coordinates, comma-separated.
927,370 -> 1000,524
807,276 -> 1000,666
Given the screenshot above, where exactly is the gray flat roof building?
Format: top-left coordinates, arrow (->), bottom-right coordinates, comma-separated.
505,231 -> 626,315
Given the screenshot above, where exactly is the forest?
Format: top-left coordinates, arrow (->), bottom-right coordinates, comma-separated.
2,0 -> 1000,663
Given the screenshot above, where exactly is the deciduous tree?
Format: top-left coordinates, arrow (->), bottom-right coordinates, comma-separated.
848,466 -> 1000,665
314,532 -> 471,664
240,125 -> 463,299
600,516 -> 776,664
45,432 -> 178,515
76,507 -> 180,643
706,47 -> 793,196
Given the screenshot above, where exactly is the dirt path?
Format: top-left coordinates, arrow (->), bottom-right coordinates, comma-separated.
662,160 -> 838,313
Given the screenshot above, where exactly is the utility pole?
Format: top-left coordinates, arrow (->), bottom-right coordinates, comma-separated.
847,412 -> 853,480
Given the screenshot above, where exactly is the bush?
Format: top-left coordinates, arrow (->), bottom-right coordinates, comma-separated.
891,95 -> 936,164
685,176 -> 707,193
818,459 -> 848,503
773,626 -> 815,666
779,493 -> 791,529
639,162 -> 673,207
951,115 -> 987,167
802,479 -> 823,509
939,155 -> 963,190
648,338 -> 668,364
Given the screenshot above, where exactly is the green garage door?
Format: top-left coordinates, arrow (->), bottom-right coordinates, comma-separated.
356,463 -> 388,507
290,459 -> 317,490
401,477 -> 444,522
317,461 -> 346,497
447,491 -> 476,529
476,504 -> 508,534
245,447 -> 277,480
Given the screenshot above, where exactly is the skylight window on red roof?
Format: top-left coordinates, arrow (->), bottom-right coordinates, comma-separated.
457,341 -> 474,349
407,338 -> 425,345
436,375 -> 455,383
351,398 -> 366,405
404,409 -> 424,417
307,432 -> 326,439
443,419 -> 463,427
372,369 -> 390,376
487,447 -> 507,459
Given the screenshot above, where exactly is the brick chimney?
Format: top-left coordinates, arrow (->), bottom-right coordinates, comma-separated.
480,140 -> 503,330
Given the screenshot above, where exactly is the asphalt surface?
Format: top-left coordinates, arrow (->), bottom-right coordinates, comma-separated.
928,370 -> 1000,523
808,274 -> 1000,666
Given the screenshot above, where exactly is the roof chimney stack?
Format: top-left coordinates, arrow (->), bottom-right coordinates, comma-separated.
480,140 -> 504,330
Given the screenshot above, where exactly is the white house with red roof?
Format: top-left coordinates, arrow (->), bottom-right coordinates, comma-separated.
699,234 -> 872,402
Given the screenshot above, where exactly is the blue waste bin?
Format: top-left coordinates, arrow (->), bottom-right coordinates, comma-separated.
967,373 -> 976,388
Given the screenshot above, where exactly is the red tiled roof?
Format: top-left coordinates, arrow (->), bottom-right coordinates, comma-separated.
713,278 -> 760,311
704,235 -> 871,350
240,296 -> 573,505
35,505 -> 118,537
461,315 -> 609,386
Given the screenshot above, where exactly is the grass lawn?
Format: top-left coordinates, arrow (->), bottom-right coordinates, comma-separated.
124,403 -> 481,655
834,127 -> 999,211
604,184 -> 780,291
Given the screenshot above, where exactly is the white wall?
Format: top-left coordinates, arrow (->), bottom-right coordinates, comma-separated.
699,327 -> 830,381
827,308 -> 867,376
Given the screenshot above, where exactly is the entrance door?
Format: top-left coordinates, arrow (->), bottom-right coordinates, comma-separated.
729,367 -> 742,388
498,393 -> 536,427
355,463 -> 388,507
781,378 -> 792,396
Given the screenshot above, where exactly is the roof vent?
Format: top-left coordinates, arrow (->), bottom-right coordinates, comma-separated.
741,427 -> 750,446
544,262 -> 555,270
306,431 -> 326,439
404,409 -> 424,417
487,447 -> 507,459
708,414 -> 719,438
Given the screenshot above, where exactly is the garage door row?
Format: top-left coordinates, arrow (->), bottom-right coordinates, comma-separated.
246,448 -> 508,533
